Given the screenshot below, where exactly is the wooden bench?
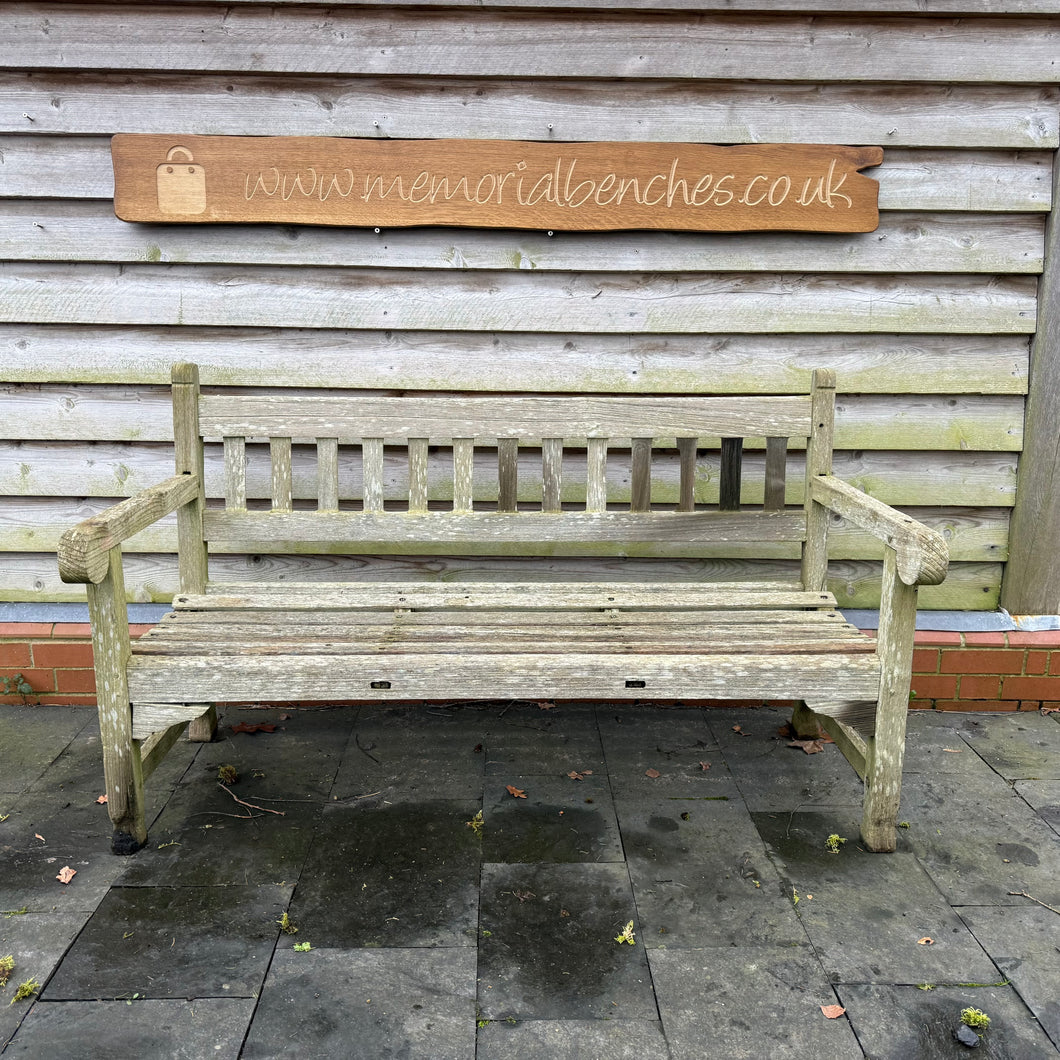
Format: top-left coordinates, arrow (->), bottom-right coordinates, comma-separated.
58,364 -> 947,855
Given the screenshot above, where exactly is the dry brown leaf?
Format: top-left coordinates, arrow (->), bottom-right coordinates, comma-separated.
917,936 -> 935,945
230,722 -> 277,734
821,1005 -> 846,1020
537,701 -> 555,710
506,785 -> 527,799
645,768 -> 661,779
566,770 -> 593,781
788,738 -> 825,755
1041,705 -> 1059,715
95,794 -> 108,805
55,866 -> 76,885
34,834 -> 44,843
699,761 -> 711,771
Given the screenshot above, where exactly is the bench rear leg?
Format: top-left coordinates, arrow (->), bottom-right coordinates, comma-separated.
188,704 -> 218,742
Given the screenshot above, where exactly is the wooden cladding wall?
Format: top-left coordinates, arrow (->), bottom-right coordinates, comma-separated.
0,1 -> 1057,610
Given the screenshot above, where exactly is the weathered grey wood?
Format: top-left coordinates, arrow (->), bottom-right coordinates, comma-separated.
541,439 -> 563,514
270,437 -> 293,512
87,547 -> 146,852
316,438 -> 339,512
719,438 -> 744,512
764,437 -> 789,512
408,438 -> 429,514
497,437 -> 519,514
223,437 -> 247,510
2,265 -> 1038,335
586,438 -> 608,513
3,200 -> 1046,273
801,370 -> 836,592
630,439 -> 652,513
127,650 -> 881,704
2,327 -> 1031,396
143,1 -> 1060,12
56,473 -> 199,584
811,474 -> 949,586
1000,147 -> 1060,614
861,549 -> 918,852
805,709 -> 870,780
199,395 -> 813,444
362,438 -> 385,513
453,438 -> 476,513
5,8 -> 1057,82
676,438 -> 696,513
171,363 -> 207,595
131,702 -> 223,742
186,704 -> 217,743
139,720 -> 188,780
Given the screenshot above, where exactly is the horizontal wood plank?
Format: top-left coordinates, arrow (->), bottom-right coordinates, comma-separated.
4,8 -> 1057,83
0,327 -> 1030,394
0,265 -> 1038,333
164,1 -> 1060,12
1,551 -> 1002,609
1,201 -> 1044,273
0,441 -> 1018,507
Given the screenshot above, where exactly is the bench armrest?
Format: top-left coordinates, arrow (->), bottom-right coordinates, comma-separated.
58,474 -> 201,585
809,474 -> 948,587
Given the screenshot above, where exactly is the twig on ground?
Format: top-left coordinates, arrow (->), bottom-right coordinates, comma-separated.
217,783 -> 286,816
1008,891 -> 1060,916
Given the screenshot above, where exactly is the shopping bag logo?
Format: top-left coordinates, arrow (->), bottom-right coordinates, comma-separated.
156,146 -> 206,215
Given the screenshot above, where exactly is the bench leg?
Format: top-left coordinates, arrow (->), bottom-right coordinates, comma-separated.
188,704 -> 218,742
790,701 -> 823,739
860,552 -> 918,853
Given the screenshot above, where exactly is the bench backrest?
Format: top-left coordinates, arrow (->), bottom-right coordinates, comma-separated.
172,363 -> 836,589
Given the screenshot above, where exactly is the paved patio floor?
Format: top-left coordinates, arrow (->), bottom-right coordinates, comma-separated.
1,701 -> 1059,1058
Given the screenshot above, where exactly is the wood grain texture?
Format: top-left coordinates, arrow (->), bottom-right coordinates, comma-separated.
0,327 -> 1030,394
4,8 -> 1058,83
0,264 -> 1037,334
10,203 -> 1043,272
164,0 -> 1060,11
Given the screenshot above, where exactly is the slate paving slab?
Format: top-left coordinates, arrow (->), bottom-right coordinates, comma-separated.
481,773 -> 623,864
0,706 -> 93,795
2,999 -> 255,1058
836,983 -> 1059,1059
42,883 -> 292,1000
0,912 -> 86,1047
754,809 -> 1000,985
288,799 -> 481,948
957,904 -> 1060,1049
333,703 -> 487,801
900,771 -> 1060,906
476,1018 -> 670,1059
706,707 -> 865,810
1014,779 -> 1060,835
484,703 -> 605,777
954,713 -> 1060,781
903,714 -> 1008,775
648,945 -> 861,1060
242,948 -> 477,1060
477,862 -> 655,1020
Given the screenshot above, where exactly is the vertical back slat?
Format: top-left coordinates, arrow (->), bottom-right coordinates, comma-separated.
362,437 -> 384,513
223,436 -> 247,510
801,369 -> 837,591
497,437 -> 519,513
677,437 -> 696,512
719,437 -> 744,511
408,438 -> 429,513
453,438 -> 475,512
172,363 -> 207,593
630,437 -> 652,512
542,438 -> 563,513
586,437 -> 608,512
316,437 -> 339,511
270,437 -> 293,512
764,436 -> 789,512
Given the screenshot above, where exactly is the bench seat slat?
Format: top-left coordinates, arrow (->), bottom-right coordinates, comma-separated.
198,395 -> 813,441
128,651 -> 880,705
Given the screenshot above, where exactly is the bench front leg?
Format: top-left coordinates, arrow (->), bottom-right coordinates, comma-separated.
861,547 -> 918,852
86,547 -> 148,854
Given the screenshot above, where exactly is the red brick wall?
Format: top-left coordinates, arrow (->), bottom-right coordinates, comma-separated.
2,623 -> 1059,712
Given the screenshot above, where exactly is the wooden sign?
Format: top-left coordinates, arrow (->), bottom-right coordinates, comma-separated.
112,135 -> 882,233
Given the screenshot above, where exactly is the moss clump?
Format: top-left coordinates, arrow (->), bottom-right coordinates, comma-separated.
0,955 -> 13,989
961,1007 -> 991,1032
9,977 -> 39,1005
276,912 -> 298,935
826,834 -> 847,854
217,764 -> 239,785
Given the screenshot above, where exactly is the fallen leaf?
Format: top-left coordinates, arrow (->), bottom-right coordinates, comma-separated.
34,834 -> 44,843
95,795 -> 108,805
566,770 -> 593,781
1041,705 -> 1059,715
942,748 -> 963,754
788,738 -> 825,755
732,725 -> 743,733
644,768 -> 661,779
506,785 -> 527,799
537,701 -> 555,710
917,937 -> 935,945
55,866 -> 76,884
473,743 -> 483,753
821,1005 -> 846,1020
279,713 -> 291,721
699,761 -> 711,771
230,722 -> 277,734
